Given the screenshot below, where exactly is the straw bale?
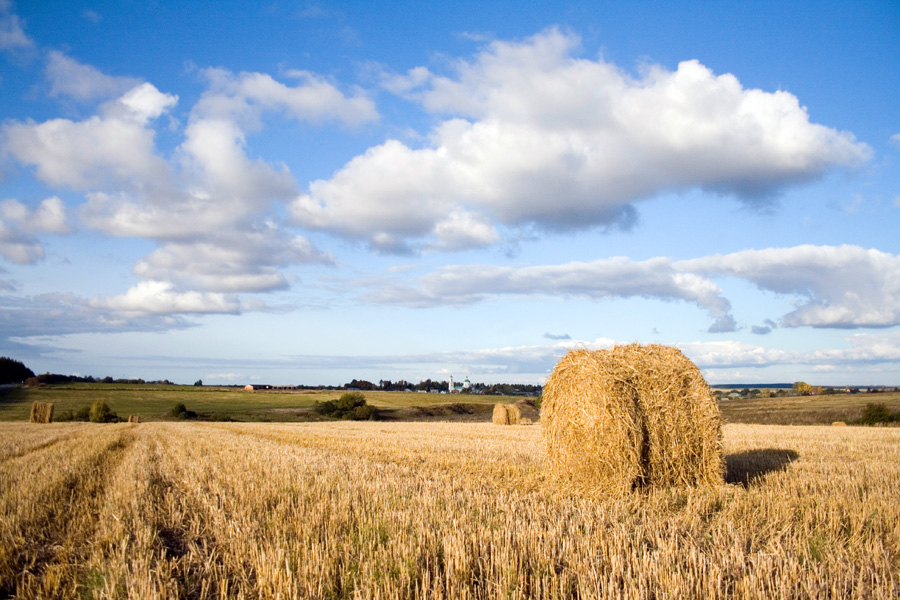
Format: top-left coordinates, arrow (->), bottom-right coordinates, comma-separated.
616,344 -> 723,488
492,403 -> 508,424
128,415 -> 140,423
541,349 -> 645,495
29,401 -> 54,423
520,417 -> 533,425
541,345 -> 723,495
505,403 -> 521,425
492,403 -> 520,425
832,421 -> 847,427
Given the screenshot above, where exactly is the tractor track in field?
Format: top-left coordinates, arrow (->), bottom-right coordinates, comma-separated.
0,430 -> 133,598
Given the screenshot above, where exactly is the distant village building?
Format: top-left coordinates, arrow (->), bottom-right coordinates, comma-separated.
448,375 -> 471,393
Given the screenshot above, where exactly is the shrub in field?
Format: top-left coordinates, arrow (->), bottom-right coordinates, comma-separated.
313,400 -> 336,415
56,407 -> 91,422
170,403 -> 197,420
89,399 -> 120,423
855,403 -> 900,425
314,392 -> 374,420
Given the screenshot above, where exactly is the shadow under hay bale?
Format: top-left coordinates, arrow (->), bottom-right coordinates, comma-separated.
29,401 -> 54,423
725,449 -> 799,487
541,345 -> 724,495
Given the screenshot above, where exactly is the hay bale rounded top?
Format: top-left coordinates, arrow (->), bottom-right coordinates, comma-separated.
541,344 -> 723,495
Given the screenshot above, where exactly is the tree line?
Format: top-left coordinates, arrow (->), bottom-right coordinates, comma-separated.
347,378 -> 542,396
2,357 -> 542,393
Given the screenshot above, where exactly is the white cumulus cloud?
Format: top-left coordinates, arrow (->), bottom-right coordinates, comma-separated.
197,67 -> 378,131
92,280 -> 242,316
45,51 -> 141,101
0,197 -> 70,264
3,83 -> 176,190
4,65 -> 356,303
0,0 -> 32,51
133,229 -> 333,293
682,245 -> 900,328
291,27 -> 871,252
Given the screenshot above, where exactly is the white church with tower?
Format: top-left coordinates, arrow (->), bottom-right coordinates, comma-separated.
448,375 -> 471,393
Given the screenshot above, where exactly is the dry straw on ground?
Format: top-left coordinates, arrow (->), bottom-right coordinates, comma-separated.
541,344 -> 723,495
28,402 -> 54,424
492,403 -> 521,425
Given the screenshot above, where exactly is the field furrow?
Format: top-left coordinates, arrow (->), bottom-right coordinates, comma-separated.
0,424 -> 90,464
0,424 -> 134,598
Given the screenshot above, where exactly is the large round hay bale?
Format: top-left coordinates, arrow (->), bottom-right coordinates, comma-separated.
541,345 -> 723,495
541,349 -> 645,495
616,344 -> 724,488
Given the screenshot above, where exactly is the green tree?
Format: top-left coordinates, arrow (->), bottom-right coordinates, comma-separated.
0,357 -> 35,385
170,403 -> 197,419
792,381 -> 812,395
314,392 -> 374,420
89,400 -> 119,423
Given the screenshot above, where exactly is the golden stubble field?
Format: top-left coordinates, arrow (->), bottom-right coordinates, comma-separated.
0,421 -> 897,599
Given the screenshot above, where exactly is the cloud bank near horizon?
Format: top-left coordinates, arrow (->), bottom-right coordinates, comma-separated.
365,245 -> 900,332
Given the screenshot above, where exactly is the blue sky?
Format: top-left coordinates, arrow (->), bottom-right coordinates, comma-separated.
1,0 -> 898,386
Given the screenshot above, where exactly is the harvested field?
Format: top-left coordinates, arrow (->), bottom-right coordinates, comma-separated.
0,421 -> 897,598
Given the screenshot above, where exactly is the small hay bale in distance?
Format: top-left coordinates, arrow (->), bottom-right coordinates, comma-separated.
492,403 -> 521,425
832,421 -> 847,427
541,345 -> 724,495
492,403 -> 508,424
505,403 -> 521,425
29,401 -> 54,424
128,415 -> 140,423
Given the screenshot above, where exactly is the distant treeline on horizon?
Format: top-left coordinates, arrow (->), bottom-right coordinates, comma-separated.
6,367 -> 897,395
